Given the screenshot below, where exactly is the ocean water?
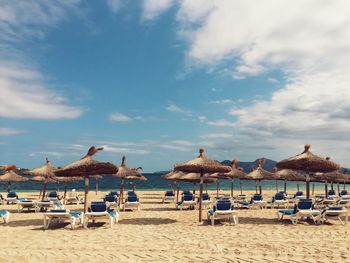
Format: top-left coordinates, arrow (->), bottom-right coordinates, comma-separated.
1,173 -> 346,194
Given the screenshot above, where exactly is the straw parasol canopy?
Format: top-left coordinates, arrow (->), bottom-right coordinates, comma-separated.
245,159 -> 277,194
163,171 -> 216,184
0,165 -> 28,192
174,148 -> 231,222
54,146 -> 118,213
276,145 -> 340,198
274,169 -> 305,193
114,156 -> 145,206
276,145 -> 339,173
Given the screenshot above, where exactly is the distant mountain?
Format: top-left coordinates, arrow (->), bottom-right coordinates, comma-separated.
221,158 -> 277,173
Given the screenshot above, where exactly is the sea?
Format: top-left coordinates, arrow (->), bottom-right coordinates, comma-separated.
2,173 -> 344,194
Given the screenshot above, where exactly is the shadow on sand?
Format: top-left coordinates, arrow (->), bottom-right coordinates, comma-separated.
119,217 -> 176,225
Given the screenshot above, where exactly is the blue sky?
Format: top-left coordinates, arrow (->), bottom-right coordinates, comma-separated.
1,1 -> 350,172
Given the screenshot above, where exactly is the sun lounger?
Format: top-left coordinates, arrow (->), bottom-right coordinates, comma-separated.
36,200 -> 54,211
108,191 -> 119,197
327,189 -> 337,198
123,194 -> 141,211
104,194 -> 118,208
294,191 -> 306,200
6,192 -> 18,204
64,190 -> 82,205
47,192 -> 60,202
340,190 -> 349,198
269,193 -> 288,208
0,210 -> 10,223
17,200 -> 37,212
0,194 -> 5,205
163,190 -> 175,203
198,193 -> 212,209
241,194 -> 266,209
338,197 -> 350,207
319,206 -> 348,225
43,209 -> 84,230
176,193 -> 196,210
84,202 -> 118,228
277,199 -> 321,224
207,200 -> 238,226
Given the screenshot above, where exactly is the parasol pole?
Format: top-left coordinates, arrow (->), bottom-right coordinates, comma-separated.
240,180 -> 243,194
193,183 -> 196,195
95,177 -> 98,195
176,184 -> 179,204
42,181 -> 48,201
206,183 -> 208,193
331,181 -> 334,191
312,183 -> 315,196
199,169 -> 204,222
231,179 -> 234,198
118,179 -> 124,207
259,180 -> 262,195
84,176 -> 89,213
325,181 -> 328,198
39,183 -> 43,199
297,183 -> 300,192
64,181 -> 68,201
216,181 -> 219,198
284,179 -> 287,193
306,167 -> 310,199
337,182 -> 340,196
275,180 -> 278,193
7,182 -> 11,193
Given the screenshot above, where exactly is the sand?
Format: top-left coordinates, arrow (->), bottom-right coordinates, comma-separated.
0,189 -> 350,263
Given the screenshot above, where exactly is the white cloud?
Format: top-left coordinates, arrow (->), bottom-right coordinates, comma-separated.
0,127 -> 23,136
165,103 -> 191,116
209,99 -> 233,105
142,0 -> 175,21
201,133 -> 233,139
106,0 -> 123,13
109,112 -> 132,122
0,1 -> 84,119
0,62 -> 83,119
207,119 -> 235,128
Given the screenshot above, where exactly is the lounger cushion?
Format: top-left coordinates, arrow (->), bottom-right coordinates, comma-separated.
239,201 -> 250,206
104,195 -> 116,202
127,196 -> 139,202
7,192 -> 17,198
49,209 -> 67,213
0,210 -> 8,216
109,210 -> 117,218
327,206 -> 344,210
279,209 -> 296,215
90,203 -> 107,212
70,211 -> 82,218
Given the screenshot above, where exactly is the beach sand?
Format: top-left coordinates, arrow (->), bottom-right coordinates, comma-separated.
1,190 -> 349,263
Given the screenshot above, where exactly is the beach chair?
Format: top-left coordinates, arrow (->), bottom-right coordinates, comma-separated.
123,194 -> 141,211
36,200 -> 54,212
0,194 -> 4,205
207,200 -> 238,226
270,193 -> 288,208
245,194 -> 267,209
108,191 -> 119,197
104,194 -> 118,208
43,209 -> 84,230
0,210 -> 10,223
84,202 -> 118,228
17,200 -> 37,212
340,190 -> 349,198
294,191 -> 305,200
277,199 -> 321,224
318,206 -> 348,225
338,197 -> 350,207
176,193 -> 196,210
47,191 -> 60,202
6,192 -> 18,204
328,190 -> 337,198
64,190 -> 81,205
163,190 -> 175,203
198,193 -> 212,209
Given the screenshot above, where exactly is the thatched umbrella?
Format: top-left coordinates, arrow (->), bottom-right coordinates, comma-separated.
54,146 -> 118,213
276,145 -> 339,198
173,148 -> 231,222
245,159 -> 276,194
274,169 -> 306,193
0,165 -> 28,192
213,160 -> 247,197
312,170 -> 349,197
27,158 -> 56,200
114,156 -> 145,206
54,176 -> 82,200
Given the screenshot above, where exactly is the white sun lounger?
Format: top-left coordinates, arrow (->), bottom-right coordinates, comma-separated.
319,207 -> 348,225
17,200 -> 37,212
0,210 -> 10,223
207,201 -> 238,226
43,210 -> 84,230
84,202 -> 118,228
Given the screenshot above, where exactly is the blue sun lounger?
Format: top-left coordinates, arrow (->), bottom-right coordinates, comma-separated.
6,192 -> 18,204
0,210 -> 10,223
207,200 -> 238,226
84,202 -> 118,228
163,190 -> 175,203
176,192 -> 196,210
277,199 -> 321,224
43,209 -> 84,230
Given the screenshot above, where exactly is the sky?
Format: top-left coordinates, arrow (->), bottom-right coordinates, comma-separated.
1,0 -> 350,172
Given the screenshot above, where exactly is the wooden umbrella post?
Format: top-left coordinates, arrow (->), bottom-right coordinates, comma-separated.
118,179 -> 124,207
255,180 -> 258,194
240,180 -> 243,195
193,183 -> 196,195
84,176 -> 89,213
199,170 -> 204,222
337,182 -> 340,196
205,183 -> 208,193
64,181 -> 68,201
176,185 -> 179,204
231,179 -> 234,198
325,181 -> 328,198
259,180 -> 262,195
297,184 -> 300,192
275,180 -> 278,193
42,182 -> 48,201
284,179 -> 287,193
216,181 -> 219,198
312,183 -> 315,196
306,175 -> 310,199
7,182 -> 10,193
331,182 -> 334,191
95,177 -> 98,195
39,183 -> 43,199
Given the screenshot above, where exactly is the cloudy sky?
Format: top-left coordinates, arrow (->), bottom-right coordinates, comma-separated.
1,0 -> 350,171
